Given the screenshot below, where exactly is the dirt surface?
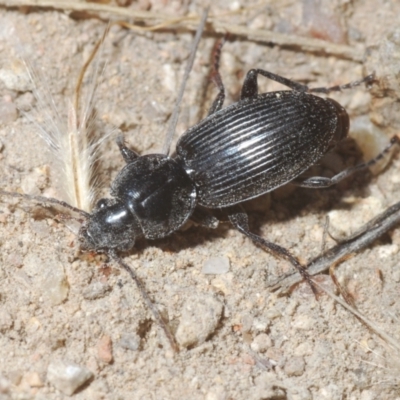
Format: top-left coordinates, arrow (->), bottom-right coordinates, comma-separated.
1,1 -> 400,399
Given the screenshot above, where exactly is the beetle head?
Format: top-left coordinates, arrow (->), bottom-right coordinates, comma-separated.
79,198 -> 142,252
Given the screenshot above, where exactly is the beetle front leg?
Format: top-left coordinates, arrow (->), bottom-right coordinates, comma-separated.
208,38 -> 226,116
190,207 -> 219,229
241,69 -> 309,100
293,136 -> 399,188
227,205 -> 317,294
116,135 -> 139,164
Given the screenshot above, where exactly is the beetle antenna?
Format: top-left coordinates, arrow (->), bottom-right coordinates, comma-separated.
109,250 -> 179,353
162,8 -> 209,156
0,189 -> 90,219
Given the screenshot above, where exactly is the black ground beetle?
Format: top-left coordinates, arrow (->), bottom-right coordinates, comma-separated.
2,41 -> 398,352
79,45 -> 398,288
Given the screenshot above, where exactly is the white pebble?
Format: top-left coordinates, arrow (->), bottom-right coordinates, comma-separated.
0,98 -> 17,124
23,252 -> 69,306
162,63 -> 177,93
0,309 -> 13,332
251,333 -> 272,353
284,356 -> 305,376
20,166 -> 49,196
350,116 -> 391,175
0,59 -> 33,92
328,196 -> 384,240
378,244 -> 399,259
82,282 -> 111,300
202,256 -> 230,274
42,263 -> 69,306
176,294 -> 223,348
0,375 -> 10,394
292,315 -> 313,331
47,360 -> 93,396
119,333 -> 140,351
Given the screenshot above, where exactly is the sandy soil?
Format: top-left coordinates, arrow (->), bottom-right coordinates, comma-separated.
1,0 -> 400,399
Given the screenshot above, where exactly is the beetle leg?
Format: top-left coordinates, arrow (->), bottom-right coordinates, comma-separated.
293,136 -> 399,188
227,205 -> 317,294
116,135 -> 139,164
208,38 -> 226,116
308,73 -> 375,94
241,69 -> 309,99
191,207 -> 219,229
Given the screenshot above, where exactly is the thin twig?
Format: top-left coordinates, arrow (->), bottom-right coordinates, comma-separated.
270,200 -> 400,292
313,280 -> 400,353
162,8 -> 209,155
0,0 -> 365,61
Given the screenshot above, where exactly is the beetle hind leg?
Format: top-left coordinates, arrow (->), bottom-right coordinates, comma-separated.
227,206 -> 317,294
293,135 -> 399,188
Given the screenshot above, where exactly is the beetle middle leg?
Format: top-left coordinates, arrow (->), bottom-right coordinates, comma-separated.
227,205 -> 317,293
292,136 -> 400,188
240,69 -> 375,99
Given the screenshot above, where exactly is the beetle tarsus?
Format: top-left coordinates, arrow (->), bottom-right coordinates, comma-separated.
308,73 -> 377,94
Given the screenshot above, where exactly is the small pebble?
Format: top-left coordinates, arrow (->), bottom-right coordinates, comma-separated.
251,333 -> 272,353
360,390 -> 375,400
119,333 -> 140,351
15,91 -> 35,112
25,371 -> 43,388
328,196 -> 384,240
378,244 -> 399,259
0,98 -> 17,124
0,309 -> 13,332
294,342 -> 313,357
241,314 -> 253,333
284,356 -> 306,376
20,166 -> 49,196
162,63 -> 177,93
0,59 -> 33,92
317,384 -> 341,400
82,282 -> 111,300
292,315 -> 314,331
7,370 -> 22,386
202,256 -> 230,275
47,360 -> 93,396
205,385 -> 227,400
265,347 -> 283,364
0,375 -> 10,394
97,335 -> 113,364
42,264 -> 69,306
176,294 -> 223,348
350,116 -> 391,174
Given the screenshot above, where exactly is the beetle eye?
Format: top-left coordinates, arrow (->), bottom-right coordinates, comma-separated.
96,199 -> 109,210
